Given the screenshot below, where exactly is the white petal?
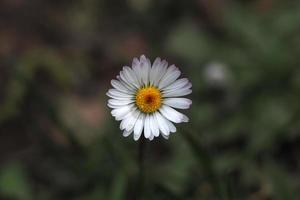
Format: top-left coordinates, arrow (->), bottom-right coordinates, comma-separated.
174,81 -> 192,90
107,89 -> 133,98
152,59 -> 168,87
123,128 -> 133,137
149,133 -> 154,141
161,133 -> 169,139
117,75 -> 136,91
134,114 -> 145,141
159,105 -> 189,123
158,65 -> 181,89
123,66 -> 141,88
111,79 -> 135,94
123,110 -> 141,131
119,108 -> 138,130
132,57 -> 140,67
108,99 -> 134,106
120,118 -> 127,130
140,55 -> 151,85
107,103 -> 118,109
163,78 -> 190,92
162,87 -> 192,98
107,102 -> 133,109
163,98 -> 192,109
163,80 -> 192,94
165,119 -> 176,133
154,112 -> 170,137
120,69 -> 138,89
144,114 -> 151,138
111,104 -> 135,121
106,92 -> 132,101
149,57 -> 161,85
132,57 -> 143,84
149,114 -> 159,137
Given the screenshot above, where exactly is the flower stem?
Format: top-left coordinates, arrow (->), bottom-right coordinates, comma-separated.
135,137 -> 146,200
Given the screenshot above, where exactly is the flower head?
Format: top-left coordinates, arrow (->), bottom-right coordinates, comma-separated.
107,55 -> 192,141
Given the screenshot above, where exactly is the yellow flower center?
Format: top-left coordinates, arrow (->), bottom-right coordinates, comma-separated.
135,86 -> 162,113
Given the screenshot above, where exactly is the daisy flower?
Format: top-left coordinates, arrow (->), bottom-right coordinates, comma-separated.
107,55 -> 192,141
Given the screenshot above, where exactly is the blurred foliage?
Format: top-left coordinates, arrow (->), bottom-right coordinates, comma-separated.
0,162 -> 32,200
0,0 -> 300,199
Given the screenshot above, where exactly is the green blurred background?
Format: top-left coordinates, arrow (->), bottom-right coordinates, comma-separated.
0,0 -> 300,199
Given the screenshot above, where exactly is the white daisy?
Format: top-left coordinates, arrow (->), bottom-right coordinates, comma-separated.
107,55 -> 192,141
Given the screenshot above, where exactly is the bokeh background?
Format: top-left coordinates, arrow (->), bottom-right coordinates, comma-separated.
1,0 -> 300,199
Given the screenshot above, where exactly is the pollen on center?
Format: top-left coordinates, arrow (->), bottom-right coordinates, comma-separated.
135,86 -> 162,113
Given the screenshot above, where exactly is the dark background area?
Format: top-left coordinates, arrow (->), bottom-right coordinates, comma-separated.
0,0 -> 300,199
